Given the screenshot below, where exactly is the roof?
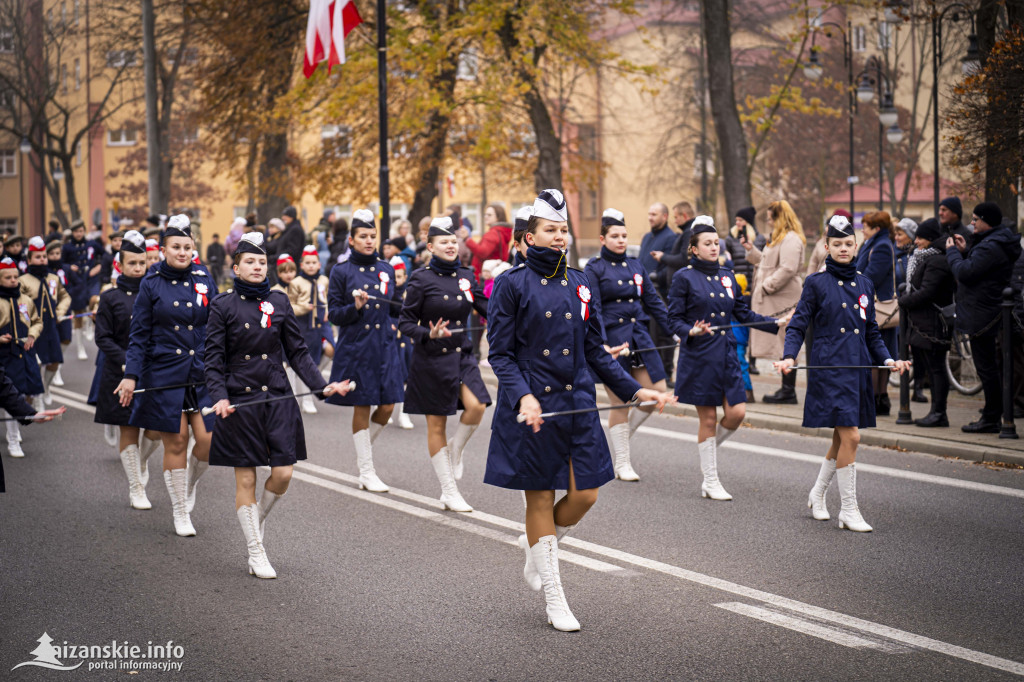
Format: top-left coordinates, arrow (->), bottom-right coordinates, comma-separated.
823,171 -> 962,204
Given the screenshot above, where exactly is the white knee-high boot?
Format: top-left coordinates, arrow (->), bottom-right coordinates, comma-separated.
257,488 -> 283,541
51,366 -> 65,386
42,368 -> 56,405
808,459 -> 837,521
430,446 -> 472,512
5,413 -> 24,458
237,504 -> 276,579
448,421 -> 478,481
715,424 -> 737,447
185,452 -> 208,513
119,445 -> 152,510
530,536 -> 580,632
74,327 -> 87,360
138,432 -> 161,488
163,469 -> 196,536
369,420 -> 386,444
698,438 -> 732,501
627,407 -> 652,437
609,422 -> 639,481
394,402 -> 414,429
353,429 -> 388,492
836,464 -> 872,532
519,515 -> 583,592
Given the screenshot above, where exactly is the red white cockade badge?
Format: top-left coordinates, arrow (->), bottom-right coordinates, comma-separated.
459,278 -> 473,302
721,275 -> 734,298
259,300 -> 274,328
577,285 -> 592,321
632,273 -> 643,297
194,282 -> 209,306
859,294 -> 869,320
378,271 -> 390,296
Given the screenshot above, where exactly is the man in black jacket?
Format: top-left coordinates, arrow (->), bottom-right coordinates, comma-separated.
650,201 -> 694,386
946,202 -> 1023,432
205,233 -> 226,288
938,196 -> 971,241
279,206 -> 307,265
1011,232 -> 1024,419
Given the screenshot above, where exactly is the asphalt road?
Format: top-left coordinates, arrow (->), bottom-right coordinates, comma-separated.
2,354 -> 1023,680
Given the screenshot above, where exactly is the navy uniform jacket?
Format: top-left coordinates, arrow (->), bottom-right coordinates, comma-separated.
61,238 -> 101,309
783,269 -> 892,428
484,261 -> 642,491
93,280 -> 137,425
855,232 -> 896,300
325,256 -> 405,406
399,262 -> 490,415
124,265 -> 218,433
584,252 -> 681,383
288,273 -> 330,364
0,292 -> 44,395
48,262 -> 73,343
668,263 -> 778,406
19,270 -> 71,365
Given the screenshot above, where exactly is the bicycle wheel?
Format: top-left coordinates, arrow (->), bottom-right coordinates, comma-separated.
945,334 -> 983,395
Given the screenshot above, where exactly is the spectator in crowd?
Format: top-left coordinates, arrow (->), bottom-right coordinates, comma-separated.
224,216 -> 246,257
264,219 -> 284,283
946,203 -> 1022,432
897,218 -> 954,426
653,201 -> 696,287
326,217 -> 350,277
45,220 -> 63,243
279,206 -> 307,265
725,207 -> 764,281
894,217 -> 927,403
393,219 -> 414,248
1012,234 -> 1024,419
745,200 -> 806,404
205,233 -> 226,288
416,216 -> 431,249
316,209 -> 336,272
640,202 -> 680,386
938,196 -> 971,241
856,211 -> 899,416
465,204 -> 512,282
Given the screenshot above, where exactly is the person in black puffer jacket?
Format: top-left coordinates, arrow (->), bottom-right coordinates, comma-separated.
724,206 -> 766,281
946,203 -> 1023,432
898,219 -> 954,427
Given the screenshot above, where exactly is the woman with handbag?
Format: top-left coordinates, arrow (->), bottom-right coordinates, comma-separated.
855,211 -> 898,416
897,219 -> 955,427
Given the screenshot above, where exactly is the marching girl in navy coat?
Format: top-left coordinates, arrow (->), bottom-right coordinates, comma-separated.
399,216 -> 491,512
61,219 -> 101,361
485,190 -> 674,632
20,237 -> 71,410
776,215 -> 909,532
46,241 -> 71,390
326,209 -> 405,493
855,211 -> 899,416
584,208 -> 683,482
508,206 -> 532,267
288,245 -> 330,415
0,257 -> 44,458
206,233 -> 352,578
668,216 -> 786,501
94,231 -> 154,510
387,255 -> 415,430
115,215 -> 217,537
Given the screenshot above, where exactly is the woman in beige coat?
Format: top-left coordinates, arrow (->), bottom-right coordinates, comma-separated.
742,200 -> 806,403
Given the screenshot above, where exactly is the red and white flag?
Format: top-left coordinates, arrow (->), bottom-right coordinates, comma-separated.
303,0 -> 364,78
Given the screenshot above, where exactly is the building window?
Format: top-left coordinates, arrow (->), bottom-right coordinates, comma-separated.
586,190 -> 598,218
74,58 -> 80,89
0,29 -> 13,53
74,0 -> 80,26
166,46 -> 199,66
46,9 -> 53,31
0,149 -> 16,176
877,22 -> 893,50
853,25 -> 866,52
0,218 -> 18,232
576,124 -> 598,161
61,63 -> 68,94
75,142 -> 83,167
106,50 -> 138,68
0,88 -> 13,108
321,124 -> 352,158
60,1 -> 67,27
107,126 -> 137,146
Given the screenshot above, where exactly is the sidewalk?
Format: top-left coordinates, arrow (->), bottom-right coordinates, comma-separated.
476,363 -> 1024,467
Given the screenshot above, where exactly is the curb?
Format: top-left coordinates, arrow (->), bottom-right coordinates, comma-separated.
477,367 -> 1024,468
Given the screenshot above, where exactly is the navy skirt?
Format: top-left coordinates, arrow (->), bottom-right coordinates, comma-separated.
209,391 -> 311,468
34,316 -> 64,365
404,349 -> 492,416
93,359 -> 132,426
1,353 -> 43,396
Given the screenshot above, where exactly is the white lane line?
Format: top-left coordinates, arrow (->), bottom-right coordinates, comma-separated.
715,602 -> 906,652
639,425 -> 1024,500
46,387 -> 94,414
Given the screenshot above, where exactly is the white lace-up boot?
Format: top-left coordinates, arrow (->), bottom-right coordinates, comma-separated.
530,536 -> 580,632
75,328 -> 87,360
837,464 -> 872,532
519,520 -> 581,592
104,423 -> 118,447
31,395 -> 44,414
627,406 -> 652,438
808,459 -> 837,521
237,504 -> 276,578
393,402 -> 414,430
51,367 -> 65,386
698,438 -> 732,501
448,421 -> 477,480
163,469 -> 196,536
42,367 -> 56,405
119,445 -> 152,510
369,420 -> 386,444
257,488 -> 283,542
138,433 -> 161,487
185,452 -> 208,513
6,415 -> 24,457
353,429 -> 388,492
715,424 -> 737,447
430,446 -> 472,512
609,422 -> 639,481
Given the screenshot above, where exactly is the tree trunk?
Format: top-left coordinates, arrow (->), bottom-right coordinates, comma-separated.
408,75 -> 457,227
702,0 -> 752,219
256,131 -> 289,222
142,0 -> 168,214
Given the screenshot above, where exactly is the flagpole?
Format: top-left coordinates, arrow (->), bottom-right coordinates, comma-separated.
377,0 -> 391,241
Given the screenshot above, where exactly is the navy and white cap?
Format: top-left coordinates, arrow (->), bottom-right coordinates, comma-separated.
692,215 -> 716,236
120,230 -> 146,254
351,208 -> 375,230
533,189 -> 567,222
164,214 -> 192,239
427,216 -> 456,239
236,231 -> 266,256
513,205 -> 534,233
601,208 -> 625,227
826,213 -> 853,239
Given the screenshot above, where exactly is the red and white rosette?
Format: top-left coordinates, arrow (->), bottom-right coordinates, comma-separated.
87,246 -> 94,261
632,273 -> 643,297
859,294 -> 869,320
721,274 -> 733,299
577,284 -> 592,321
18,302 -> 29,324
458,277 -> 473,302
47,279 -> 58,299
259,300 -> 274,328
378,271 -> 390,296
194,282 -> 209,306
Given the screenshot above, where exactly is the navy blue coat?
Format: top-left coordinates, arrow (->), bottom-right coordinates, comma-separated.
668,263 -> 778,406
638,225 -> 679,292
946,224 -> 1023,335
584,253 -> 681,383
484,262 -> 643,491
855,232 -> 896,300
19,270 -> 70,365
93,281 -> 137,426
399,262 -> 491,415
48,263 -> 73,342
783,269 -> 892,428
325,256 -> 405,406
124,265 -> 218,433
61,238 -> 101,309
205,289 -> 326,467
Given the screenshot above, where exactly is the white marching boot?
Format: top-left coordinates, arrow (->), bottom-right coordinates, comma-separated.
32,395 -> 44,414
163,469 -> 196,536
84,316 -> 95,341
369,420 -> 387,444
353,429 -> 389,492
257,488 -> 283,542
698,438 -> 732,501
6,415 -> 24,458
836,464 -> 872,532
393,402 -> 414,430
138,433 -> 161,488
627,406 -> 652,438
185,452 -> 208,513
74,328 -> 87,360
518,521 -> 580,592
609,422 -> 639,481
808,459 -> 837,521
715,424 -> 737,447
448,421 -> 478,481
237,504 -> 277,579
301,393 -> 318,415
51,367 -> 65,386
431,446 -> 473,512
531,535 -> 581,632
104,424 -> 118,448
42,368 -> 56,405
119,445 -> 152,510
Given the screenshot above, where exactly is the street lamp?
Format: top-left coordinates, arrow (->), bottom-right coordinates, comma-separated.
52,162 -> 64,182
886,124 -> 904,144
856,75 -> 876,103
802,50 -> 824,81
878,92 -> 899,127
855,57 -> 899,210
961,34 -> 981,75
19,138 -> 31,155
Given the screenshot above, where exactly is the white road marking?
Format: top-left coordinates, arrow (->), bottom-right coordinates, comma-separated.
47,387 -> 94,414
638,425 -> 1024,500
715,602 -> 909,652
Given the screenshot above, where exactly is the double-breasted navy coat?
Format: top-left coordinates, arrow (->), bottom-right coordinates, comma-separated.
0,292 -> 43,395
124,265 -> 218,433
398,262 -> 491,415
61,238 -> 101,310
783,268 -> 892,428
484,260 -> 643,491
668,263 -> 779,406
325,257 -> 405,406
205,289 -> 326,467
48,262 -> 73,343
584,251 -> 680,382
93,279 -> 138,426
19,269 -> 70,365
289,273 -> 331,364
